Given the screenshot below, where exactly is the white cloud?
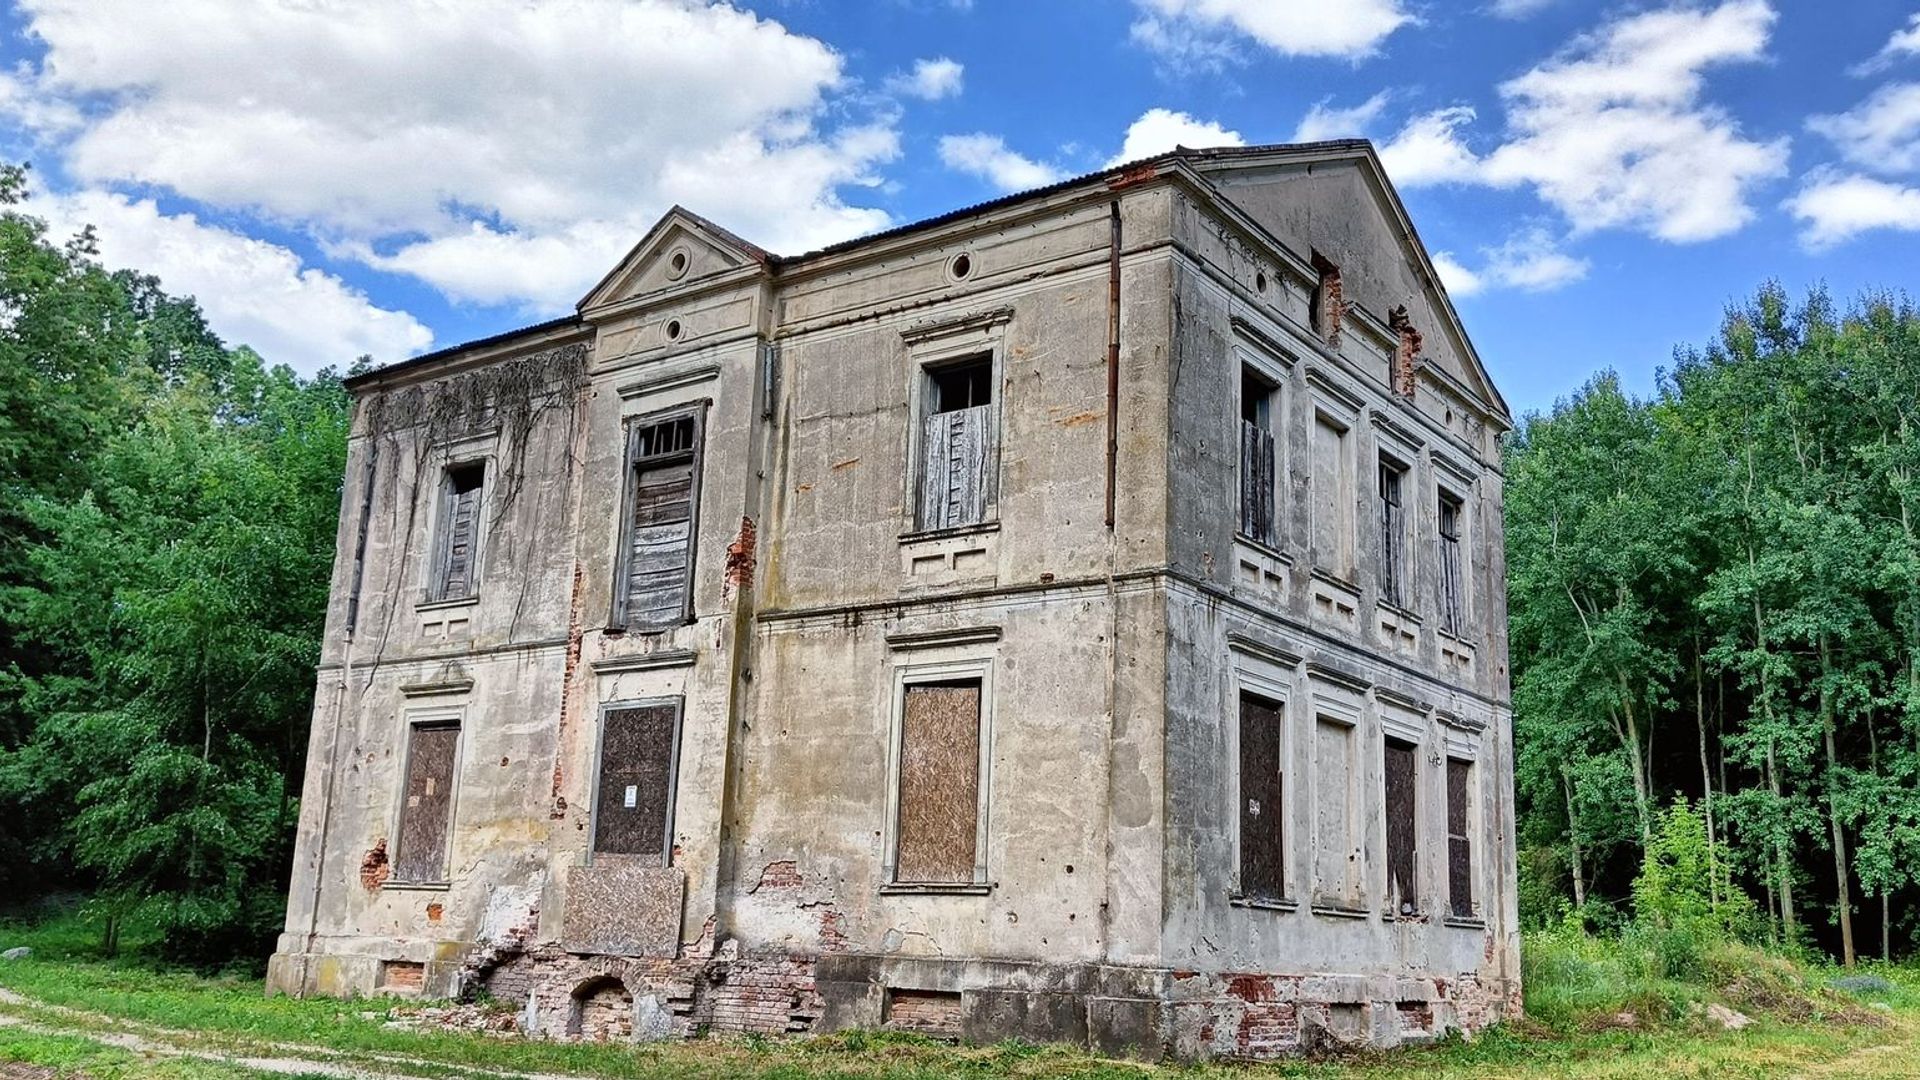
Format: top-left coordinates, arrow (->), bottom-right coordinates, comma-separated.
1130,0 -> 1412,65
938,134 -> 1065,192
1808,82 -> 1920,174
41,191 -> 431,374
1434,228 -> 1589,296
1855,13 -> 1920,75
1293,92 -> 1391,143
1489,0 -> 1557,18
1446,232 -> 1586,295
1107,108 -> 1245,166
1476,0 -> 1789,242
1378,107 -> 1481,186
1785,170 -> 1920,248
888,57 -> 964,101
2,0 -> 901,309
1430,251 -> 1485,297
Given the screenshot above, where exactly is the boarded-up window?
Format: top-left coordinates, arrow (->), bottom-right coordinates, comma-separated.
894,680 -> 983,883
394,722 -> 459,883
1238,692 -> 1284,900
432,462 -> 484,601
1312,717 -> 1359,907
1312,415 -> 1352,577
616,411 -> 702,630
1239,368 -> 1277,544
1447,757 -> 1474,918
1438,491 -> 1464,636
592,702 -> 681,861
917,357 -> 996,531
1384,737 -> 1418,915
1378,458 -> 1407,609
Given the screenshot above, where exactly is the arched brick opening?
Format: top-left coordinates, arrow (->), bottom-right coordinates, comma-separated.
567,975 -> 634,1042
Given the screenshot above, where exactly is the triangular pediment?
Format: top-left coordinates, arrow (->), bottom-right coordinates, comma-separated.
578,207 -> 771,313
1186,147 -> 1509,422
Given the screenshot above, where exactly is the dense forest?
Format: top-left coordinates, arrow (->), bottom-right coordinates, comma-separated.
1509,286 -> 1920,965
0,156 -> 1916,969
0,164 -> 351,964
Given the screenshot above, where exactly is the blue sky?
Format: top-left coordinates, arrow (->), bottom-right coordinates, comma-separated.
2,0 -> 1918,415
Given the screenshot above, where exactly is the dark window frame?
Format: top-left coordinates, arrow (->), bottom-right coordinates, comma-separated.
1378,455 -> 1409,610
1437,488 -> 1465,636
1447,756 -> 1475,918
587,697 -> 685,865
428,459 -> 487,602
1238,366 -> 1279,546
1383,736 -> 1419,917
610,403 -> 707,632
913,353 -> 1000,533
391,715 -> 462,885
1236,689 -> 1287,902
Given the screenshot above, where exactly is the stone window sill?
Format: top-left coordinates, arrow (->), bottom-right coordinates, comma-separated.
1309,902 -> 1370,921
899,520 -> 1000,545
1378,600 -> 1423,625
1309,567 -> 1360,595
382,880 -> 451,892
1230,894 -> 1300,913
880,882 -> 993,896
1444,915 -> 1486,930
416,595 -> 479,613
1234,533 -> 1293,563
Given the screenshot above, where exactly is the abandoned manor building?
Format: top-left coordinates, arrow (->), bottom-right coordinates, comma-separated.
267,140 -> 1519,1059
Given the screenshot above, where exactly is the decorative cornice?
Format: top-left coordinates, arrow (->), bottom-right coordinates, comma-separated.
616,362 -> 721,400
1227,632 -> 1304,669
591,649 -> 697,674
1305,660 -> 1370,694
900,306 -> 1015,345
886,625 -> 1004,651
1229,316 -> 1301,369
1305,365 -> 1366,415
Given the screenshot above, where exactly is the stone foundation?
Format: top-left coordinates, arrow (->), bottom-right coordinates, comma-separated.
471,944 -> 1519,1060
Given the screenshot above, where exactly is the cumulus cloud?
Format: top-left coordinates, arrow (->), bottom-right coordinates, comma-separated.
2,0 -> 901,309
1855,13 -> 1920,76
1476,0 -> 1789,242
1785,170 -> 1920,249
938,134 -> 1065,192
888,57 -> 964,101
1293,93 -> 1391,143
1807,82 -> 1920,174
41,191 -> 432,374
1107,108 -> 1245,166
1489,0 -> 1557,18
1378,107 -> 1481,186
1130,0 -> 1411,66
1434,228 -> 1589,297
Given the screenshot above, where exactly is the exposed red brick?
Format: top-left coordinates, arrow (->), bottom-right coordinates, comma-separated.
752,859 -> 802,891
1227,974 -> 1275,1002
359,840 -> 390,890
1388,305 -> 1422,399
425,902 -> 444,922
724,516 -> 757,591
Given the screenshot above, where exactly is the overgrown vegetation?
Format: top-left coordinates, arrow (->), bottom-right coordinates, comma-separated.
0,163 -> 351,967
1508,286 -> 1920,965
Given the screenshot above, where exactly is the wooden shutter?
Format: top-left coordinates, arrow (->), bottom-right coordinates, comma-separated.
394,724 -> 459,882
593,704 -> 680,860
1447,757 -> 1473,917
618,411 -> 701,629
1239,421 -> 1275,543
895,681 -> 982,883
1384,739 -> 1418,915
437,466 -> 483,600
1312,719 -> 1357,906
1438,496 -> 1463,635
919,404 -> 993,530
1238,694 -> 1284,900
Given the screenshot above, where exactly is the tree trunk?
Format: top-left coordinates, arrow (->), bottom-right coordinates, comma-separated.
1696,639 -> 1719,912
1819,635 -> 1856,967
1562,765 -> 1587,911
1766,734 -> 1796,940
1615,681 -> 1652,845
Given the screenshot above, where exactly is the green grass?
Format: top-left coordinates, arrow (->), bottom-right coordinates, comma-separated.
0,1026 -> 336,1079
0,929 -> 1915,1079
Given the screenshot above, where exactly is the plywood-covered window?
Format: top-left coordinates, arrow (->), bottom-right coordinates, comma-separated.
1384,737 -> 1419,916
893,678 -> 985,884
1311,413 -> 1354,578
1239,368 -> 1278,545
1237,691 -> 1285,900
1437,489 -> 1465,636
1312,715 -> 1360,908
431,462 -> 485,601
1378,457 -> 1408,609
591,701 -> 682,863
393,720 -> 460,883
1447,757 -> 1475,918
614,409 -> 703,631
916,357 -> 997,532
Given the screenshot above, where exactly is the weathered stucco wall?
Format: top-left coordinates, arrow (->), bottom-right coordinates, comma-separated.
270,148 -> 1518,1059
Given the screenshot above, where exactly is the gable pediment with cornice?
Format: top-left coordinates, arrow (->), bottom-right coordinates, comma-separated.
577,206 -> 770,314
